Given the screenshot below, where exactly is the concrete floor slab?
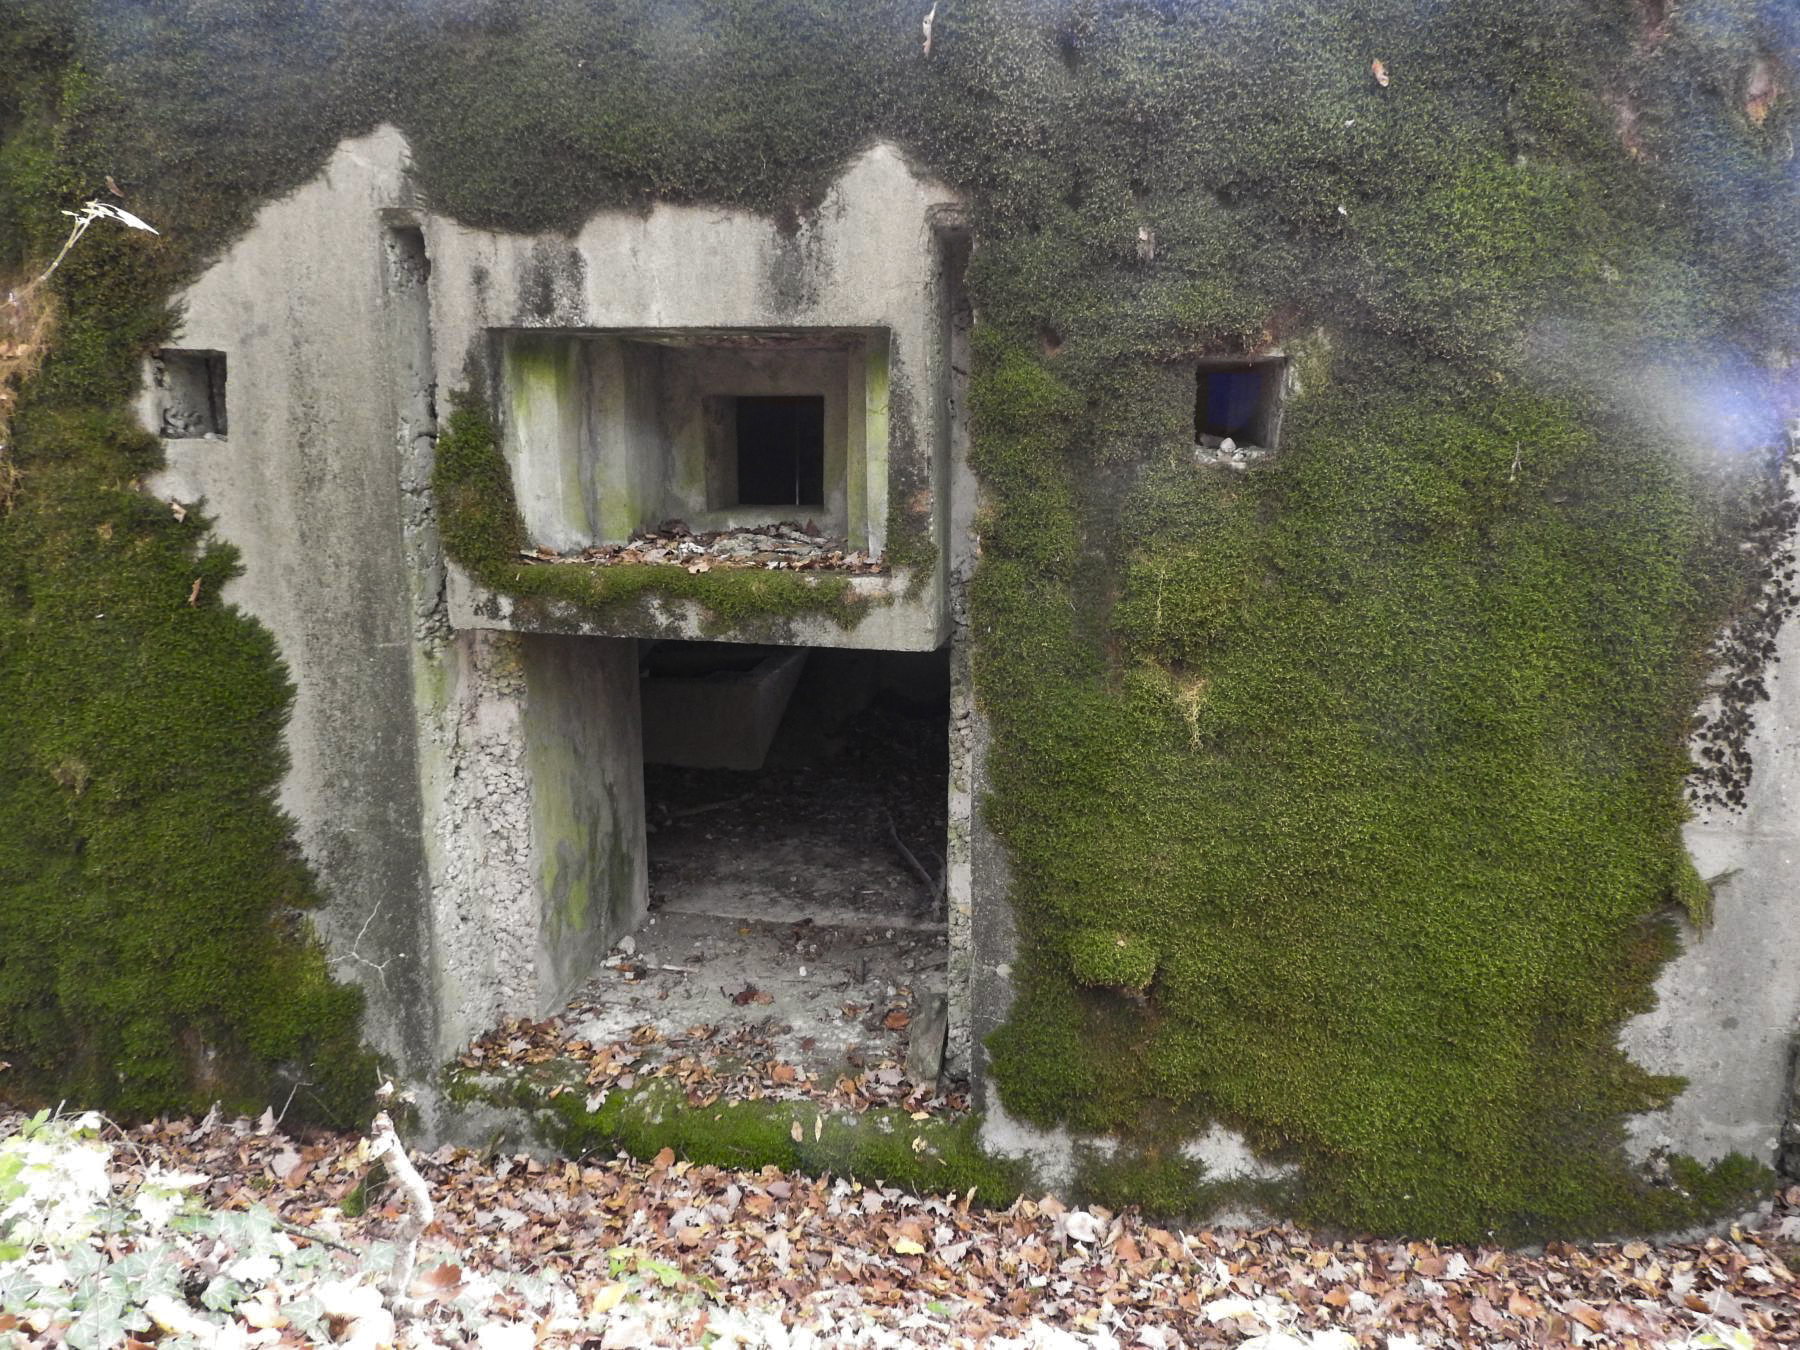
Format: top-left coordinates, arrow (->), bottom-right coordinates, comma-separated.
564,908 -> 950,1094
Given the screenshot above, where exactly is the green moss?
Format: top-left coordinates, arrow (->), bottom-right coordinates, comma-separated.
432,390 -> 528,570
1072,1146 -> 1209,1216
0,22 -> 378,1125
3,0 -> 1794,1236
1071,1139 -> 1299,1220
1069,928 -> 1158,992
978,365 -> 1777,1239
1670,852 -> 1713,927
454,1067 -> 1032,1206
0,404 -> 375,1124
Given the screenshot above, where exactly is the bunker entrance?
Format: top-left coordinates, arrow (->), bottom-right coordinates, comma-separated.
572,640 -> 954,1091
640,641 -> 949,931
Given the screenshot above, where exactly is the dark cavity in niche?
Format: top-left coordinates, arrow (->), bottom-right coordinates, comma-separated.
736,395 -> 825,507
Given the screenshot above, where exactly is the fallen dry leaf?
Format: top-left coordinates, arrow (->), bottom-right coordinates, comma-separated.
1372,58 -> 1390,87
590,1283 -> 626,1315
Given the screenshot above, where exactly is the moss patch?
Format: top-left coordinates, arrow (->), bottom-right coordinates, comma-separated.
451,1066 -> 1031,1207
0,26 -> 376,1122
1069,929 -> 1158,992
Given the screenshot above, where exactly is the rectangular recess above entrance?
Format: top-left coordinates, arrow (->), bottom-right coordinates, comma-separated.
498,327 -> 891,556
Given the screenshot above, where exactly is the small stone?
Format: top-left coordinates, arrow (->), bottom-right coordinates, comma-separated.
618,935 -> 636,955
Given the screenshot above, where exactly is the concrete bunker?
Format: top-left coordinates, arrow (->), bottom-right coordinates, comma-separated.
133,129 -> 979,1102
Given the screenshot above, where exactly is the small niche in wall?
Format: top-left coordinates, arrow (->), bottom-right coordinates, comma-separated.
1195,356 -> 1286,451
734,395 -> 826,507
152,349 -> 228,438
498,327 -> 884,552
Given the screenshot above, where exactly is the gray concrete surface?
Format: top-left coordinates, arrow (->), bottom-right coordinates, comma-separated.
140,127 -> 439,1075
1619,467 -> 1800,1171
524,634 -> 650,1012
641,645 -> 807,771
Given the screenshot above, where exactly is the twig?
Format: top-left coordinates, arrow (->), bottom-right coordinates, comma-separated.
274,1218 -> 359,1254
886,811 -> 937,898
272,1079 -> 304,1128
365,1111 -> 434,1307
665,792 -> 752,821
15,200 -> 158,300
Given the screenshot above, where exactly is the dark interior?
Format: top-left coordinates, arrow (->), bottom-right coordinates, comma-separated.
1195,365 -> 1266,443
640,643 -> 949,929
736,395 -> 825,507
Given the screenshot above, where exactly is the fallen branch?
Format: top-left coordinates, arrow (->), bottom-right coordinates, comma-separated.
364,1111 -> 434,1306
274,1218 -> 359,1254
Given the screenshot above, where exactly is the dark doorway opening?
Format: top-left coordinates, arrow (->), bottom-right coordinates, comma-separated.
735,395 -> 826,507
619,642 -> 952,1090
640,643 -> 948,929
1195,358 -> 1286,448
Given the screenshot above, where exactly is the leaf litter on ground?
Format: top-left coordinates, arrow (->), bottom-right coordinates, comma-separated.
1,1107 -> 1794,1348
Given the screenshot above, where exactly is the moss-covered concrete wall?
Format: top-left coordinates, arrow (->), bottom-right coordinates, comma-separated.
1,0 -> 1796,1241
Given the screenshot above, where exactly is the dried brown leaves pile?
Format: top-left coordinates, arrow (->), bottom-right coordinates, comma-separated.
14,1109 -> 1798,1348
518,519 -> 887,575
459,1012 -> 969,1119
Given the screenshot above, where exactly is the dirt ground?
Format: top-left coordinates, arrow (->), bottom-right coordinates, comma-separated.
563,910 -> 948,1094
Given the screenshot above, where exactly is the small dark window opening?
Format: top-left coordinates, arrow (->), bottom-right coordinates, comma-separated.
156,349 -> 228,438
736,395 -> 825,506
1196,366 -> 1267,444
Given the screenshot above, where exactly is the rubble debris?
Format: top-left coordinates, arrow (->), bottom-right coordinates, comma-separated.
457,1005 -> 968,1119
518,519 -> 887,575
1195,431 -> 1273,471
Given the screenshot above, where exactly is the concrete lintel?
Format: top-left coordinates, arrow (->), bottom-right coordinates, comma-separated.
446,565 -> 950,652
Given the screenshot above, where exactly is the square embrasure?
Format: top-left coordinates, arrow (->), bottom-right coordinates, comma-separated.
1195,356 -> 1286,450
153,349 -> 227,438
